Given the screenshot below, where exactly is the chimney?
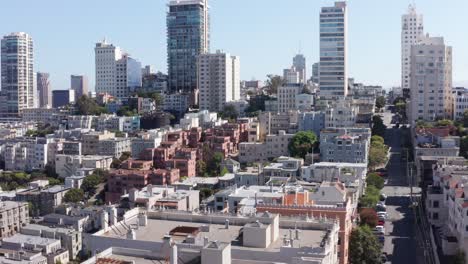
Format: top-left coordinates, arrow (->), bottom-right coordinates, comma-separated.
170,243 -> 178,264
147,184 -> 153,196
203,236 -> 209,246
225,219 -> 230,229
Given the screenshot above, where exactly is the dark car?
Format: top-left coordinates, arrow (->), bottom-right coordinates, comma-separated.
381,252 -> 388,263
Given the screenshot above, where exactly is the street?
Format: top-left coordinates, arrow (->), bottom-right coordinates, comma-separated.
380,110 -> 424,264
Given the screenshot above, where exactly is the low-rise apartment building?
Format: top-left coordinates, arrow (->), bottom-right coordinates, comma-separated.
0,201 -> 29,239
55,154 -> 113,178
239,130 -> 294,163
320,128 -> 371,163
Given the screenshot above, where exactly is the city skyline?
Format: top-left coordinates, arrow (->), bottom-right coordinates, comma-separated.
1,0 -> 468,91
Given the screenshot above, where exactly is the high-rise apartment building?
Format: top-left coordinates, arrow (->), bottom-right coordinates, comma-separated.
319,2 -> 347,100
37,72 -> 51,108
71,75 -> 89,99
312,62 -> 320,84
1,32 -> 34,116
283,66 -> 300,85
401,5 -> 424,96
198,51 -> 240,112
167,0 -> 210,96
409,35 -> 452,123
292,54 -> 307,84
95,40 -> 141,99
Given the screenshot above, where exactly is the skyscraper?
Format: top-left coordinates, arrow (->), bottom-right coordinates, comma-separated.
312,62 -> 320,84
37,72 -> 51,108
283,66 -> 300,85
71,75 -> 89,99
1,32 -> 34,116
198,51 -> 240,112
401,5 -> 424,97
409,35 -> 452,123
167,0 -> 210,97
95,40 -> 142,99
292,54 -> 307,84
319,1 -> 347,100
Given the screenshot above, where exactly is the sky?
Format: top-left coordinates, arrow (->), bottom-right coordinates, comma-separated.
1,0 -> 468,91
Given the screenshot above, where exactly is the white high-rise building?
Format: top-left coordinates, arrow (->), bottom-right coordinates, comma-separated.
409,35 -> 452,123
95,40 -> 142,99
283,66 -> 300,85
293,54 -> 307,84
319,1 -> 347,100
1,32 -> 34,116
198,51 -> 240,112
401,5 -> 424,95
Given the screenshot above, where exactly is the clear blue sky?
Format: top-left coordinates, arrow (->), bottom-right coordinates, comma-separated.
1,0 -> 468,91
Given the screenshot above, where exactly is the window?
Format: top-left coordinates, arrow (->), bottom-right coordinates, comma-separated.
433,213 -> 439,220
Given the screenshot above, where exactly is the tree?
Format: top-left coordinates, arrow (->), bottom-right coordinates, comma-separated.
368,146 -> 388,171
45,163 -> 58,178
349,225 -> 382,264
196,160 -> 207,177
360,185 -> 381,208
111,158 -> 122,169
371,115 -> 387,138
265,75 -> 284,95
375,96 -> 386,109
359,208 -> 378,227
81,174 -> 104,194
371,135 -> 385,145
199,188 -> 214,201
288,131 -> 318,159
461,136 -> 468,159
220,105 -> 238,121
76,95 -> 105,115
207,152 -> 224,176
48,177 -> 63,186
220,167 -> 229,176
64,189 -> 84,203
119,152 -> 131,161
463,109 -> 468,127
416,120 -> 433,128
436,119 -> 453,127
366,173 -> 385,190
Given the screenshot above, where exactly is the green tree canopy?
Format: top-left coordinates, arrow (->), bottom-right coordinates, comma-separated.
368,145 -> 388,171
265,75 -> 284,95
371,115 -> 387,138
349,225 -> 382,264
360,185 -> 381,208
219,105 -> 238,121
288,131 -> 318,159
460,136 -> 468,159
375,96 -> 386,109
81,174 -> 104,194
366,172 -> 385,190
208,152 -> 225,176
196,160 -> 207,177
435,119 -> 453,127
76,95 -> 106,115
64,189 -> 84,203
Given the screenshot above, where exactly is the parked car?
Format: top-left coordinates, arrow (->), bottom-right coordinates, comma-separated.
377,212 -> 388,219
376,204 -> 387,212
377,235 -> 385,244
378,220 -> 385,226
373,228 -> 385,236
377,201 -> 386,207
380,194 -> 387,201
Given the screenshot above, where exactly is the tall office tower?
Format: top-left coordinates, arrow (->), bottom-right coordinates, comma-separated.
198,51 -> 240,112
1,32 -> 34,116
283,66 -> 300,85
293,54 -> 307,84
37,72 -> 51,108
401,5 -> 424,97
312,62 -> 320,84
167,0 -> 210,97
95,40 -> 142,99
141,65 -> 155,77
71,75 -> 89,99
319,1 -> 347,100
409,35 -> 452,123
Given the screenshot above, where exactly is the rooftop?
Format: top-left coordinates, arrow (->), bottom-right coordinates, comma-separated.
3,234 -> 59,246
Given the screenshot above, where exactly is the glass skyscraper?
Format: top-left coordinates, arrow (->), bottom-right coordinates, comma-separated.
1,32 -> 34,116
319,1 -> 347,100
167,0 -> 209,95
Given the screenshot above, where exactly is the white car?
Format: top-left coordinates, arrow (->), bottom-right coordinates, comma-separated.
373,226 -> 385,235
377,212 -> 388,219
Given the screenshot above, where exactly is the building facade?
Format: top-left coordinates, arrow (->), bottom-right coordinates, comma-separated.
409,35 -> 453,122
198,51 -> 240,112
319,2 -> 347,100
1,32 -> 34,116
167,0 -> 210,95
37,72 -> 51,108
292,54 -> 307,84
52,89 -> 75,108
401,5 -> 424,95
71,75 -> 89,99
